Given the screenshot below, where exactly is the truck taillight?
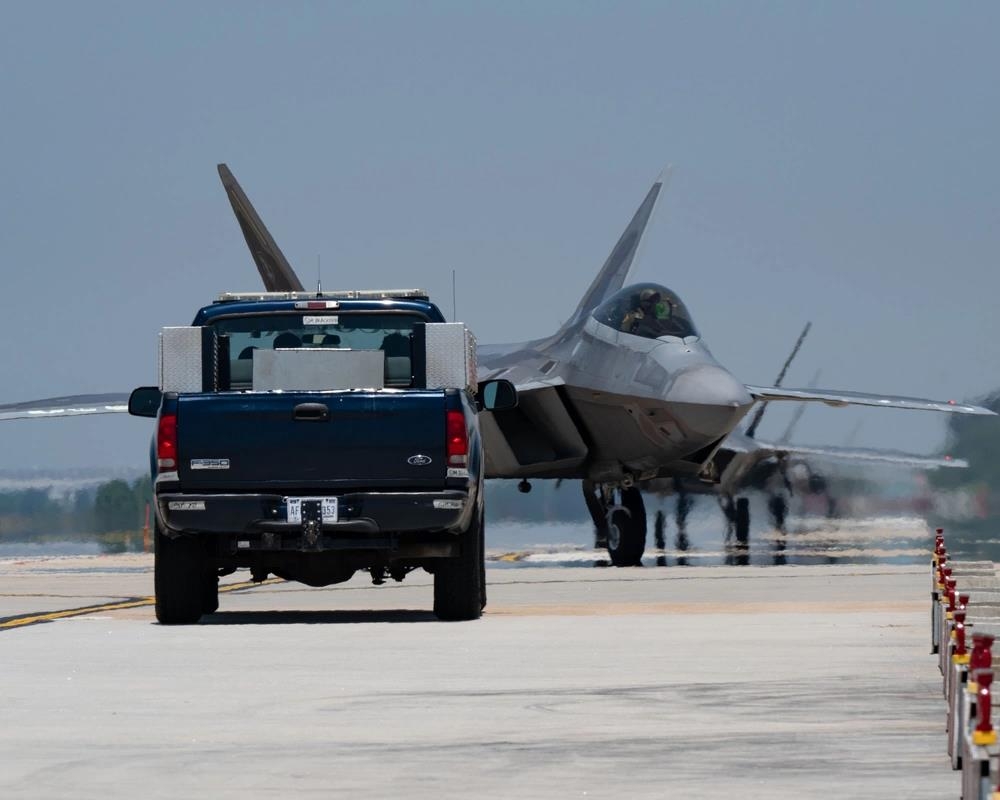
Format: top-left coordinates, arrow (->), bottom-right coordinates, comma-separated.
157,412 -> 178,470
446,409 -> 468,466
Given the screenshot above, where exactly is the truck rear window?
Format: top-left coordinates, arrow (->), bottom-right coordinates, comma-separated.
211,312 -> 424,389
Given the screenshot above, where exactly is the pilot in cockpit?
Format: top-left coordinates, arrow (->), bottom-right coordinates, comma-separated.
621,288 -> 671,336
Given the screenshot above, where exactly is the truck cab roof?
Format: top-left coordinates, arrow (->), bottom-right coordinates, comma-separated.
193,290 -> 447,325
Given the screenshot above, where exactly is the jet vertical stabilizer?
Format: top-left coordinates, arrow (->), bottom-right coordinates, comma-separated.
217,164 -> 305,292
561,168 -> 671,332
744,321 -> 812,439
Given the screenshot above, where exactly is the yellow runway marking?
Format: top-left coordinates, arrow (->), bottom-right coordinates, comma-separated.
0,578 -> 284,631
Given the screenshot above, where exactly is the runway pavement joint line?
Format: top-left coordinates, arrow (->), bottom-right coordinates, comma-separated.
0,577 -> 284,631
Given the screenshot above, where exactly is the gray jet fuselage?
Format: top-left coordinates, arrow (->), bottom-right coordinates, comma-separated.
479,282 -> 755,484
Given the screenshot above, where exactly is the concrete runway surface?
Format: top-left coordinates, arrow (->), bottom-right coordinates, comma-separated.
0,555 -> 953,799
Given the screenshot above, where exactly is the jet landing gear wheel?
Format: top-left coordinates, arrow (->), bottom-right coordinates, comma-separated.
606,487 -> 647,567
768,494 -> 788,532
154,522 -> 209,625
735,497 -> 750,545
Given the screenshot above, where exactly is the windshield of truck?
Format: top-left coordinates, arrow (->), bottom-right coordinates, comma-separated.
212,312 -> 424,388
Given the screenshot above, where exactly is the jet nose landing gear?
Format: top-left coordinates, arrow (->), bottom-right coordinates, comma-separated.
606,487 -> 647,566
583,482 -> 647,567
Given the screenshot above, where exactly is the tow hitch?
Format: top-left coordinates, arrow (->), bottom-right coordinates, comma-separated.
301,500 -> 323,549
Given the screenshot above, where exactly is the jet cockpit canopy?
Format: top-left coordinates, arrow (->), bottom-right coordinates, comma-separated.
592,283 -> 698,340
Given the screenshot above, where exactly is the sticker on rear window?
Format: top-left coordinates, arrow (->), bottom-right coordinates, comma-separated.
303,315 -> 338,326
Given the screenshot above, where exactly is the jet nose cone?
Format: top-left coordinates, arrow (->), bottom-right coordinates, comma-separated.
667,365 -> 754,408
665,365 -> 755,437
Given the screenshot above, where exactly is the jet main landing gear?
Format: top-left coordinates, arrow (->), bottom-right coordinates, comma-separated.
735,496 -> 750,545
721,494 -> 751,545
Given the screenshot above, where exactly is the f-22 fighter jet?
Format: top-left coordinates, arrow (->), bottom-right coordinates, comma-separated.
1,165 -> 992,567
469,172 -> 991,564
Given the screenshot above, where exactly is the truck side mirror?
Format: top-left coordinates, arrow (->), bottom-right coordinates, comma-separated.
128,386 -> 162,418
478,379 -> 517,411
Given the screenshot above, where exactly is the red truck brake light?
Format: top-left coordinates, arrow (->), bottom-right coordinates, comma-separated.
157,412 -> 178,469
446,409 -> 468,466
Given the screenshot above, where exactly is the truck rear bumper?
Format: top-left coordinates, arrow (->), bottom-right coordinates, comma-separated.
156,490 -> 472,540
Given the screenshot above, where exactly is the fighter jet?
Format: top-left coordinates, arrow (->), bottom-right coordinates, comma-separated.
466,172 -> 991,565
1,165 -> 992,569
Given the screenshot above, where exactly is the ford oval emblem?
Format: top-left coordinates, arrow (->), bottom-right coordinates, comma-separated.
407,454 -> 433,466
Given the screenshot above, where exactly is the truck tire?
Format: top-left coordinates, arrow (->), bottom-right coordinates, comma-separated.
479,520 -> 487,611
154,523 -> 207,625
434,506 -> 484,621
202,573 -> 220,615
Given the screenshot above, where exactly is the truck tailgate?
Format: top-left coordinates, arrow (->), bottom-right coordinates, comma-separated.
175,391 -> 448,490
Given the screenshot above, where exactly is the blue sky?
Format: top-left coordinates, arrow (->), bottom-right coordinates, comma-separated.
1,1 -> 998,470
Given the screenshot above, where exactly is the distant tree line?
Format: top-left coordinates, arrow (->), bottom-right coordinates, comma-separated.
933,390 -> 1000,492
5,412 -> 997,544
0,478 -> 152,541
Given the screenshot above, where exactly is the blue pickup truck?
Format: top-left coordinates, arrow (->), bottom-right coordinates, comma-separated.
128,290 -> 515,624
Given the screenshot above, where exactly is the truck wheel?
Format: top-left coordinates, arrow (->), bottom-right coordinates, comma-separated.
479,520 -> 487,611
202,572 -> 220,615
154,523 -> 207,625
434,507 -> 484,621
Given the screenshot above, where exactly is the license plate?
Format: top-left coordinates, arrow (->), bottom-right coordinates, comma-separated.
285,497 -> 338,524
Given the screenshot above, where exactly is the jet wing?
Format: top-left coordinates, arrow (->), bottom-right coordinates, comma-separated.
0,393 -> 130,422
746,386 -> 995,416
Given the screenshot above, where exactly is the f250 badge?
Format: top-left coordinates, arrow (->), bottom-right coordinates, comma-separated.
407,455 -> 432,466
190,458 -> 230,470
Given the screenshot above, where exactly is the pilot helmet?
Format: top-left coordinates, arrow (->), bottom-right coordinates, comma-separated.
638,288 -> 661,311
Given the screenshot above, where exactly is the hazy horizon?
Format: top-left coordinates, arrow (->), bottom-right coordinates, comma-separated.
1,2 -> 998,471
